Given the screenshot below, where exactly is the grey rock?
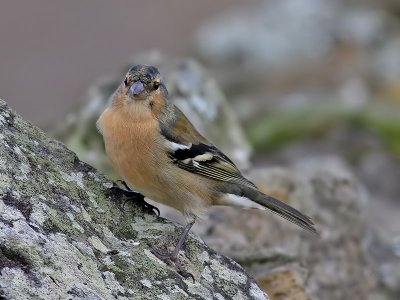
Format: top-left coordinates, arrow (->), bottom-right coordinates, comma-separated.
363,198 -> 400,297
371,37 -> 400,85
195,156 -> 376,300
358,151 -> 400,201
335,8 -> 386,47
193,0 -> 390,95
195,0 -> 337,74
0,99 -> 267,300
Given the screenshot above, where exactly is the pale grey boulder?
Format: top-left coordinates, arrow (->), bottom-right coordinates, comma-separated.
0,99 -> 267,300
195,156 -> 377,300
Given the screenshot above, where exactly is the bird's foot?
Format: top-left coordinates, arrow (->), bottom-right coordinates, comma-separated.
111,181 -> 160,216
175,259 -> 195,282
147,219 -> 196,280
148,242 -> 194,282
149,244 -> 176,260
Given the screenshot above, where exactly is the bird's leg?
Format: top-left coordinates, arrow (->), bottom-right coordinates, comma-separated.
118,180 -> 133,192
150,218 -> 196,280
150,218 -> 196,260
111,181 -> 160,216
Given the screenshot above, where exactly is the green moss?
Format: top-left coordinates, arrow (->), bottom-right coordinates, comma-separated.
351,111 -> 400,157
246,104 -> 400,158
246,108 -> 340,152
43,208 -> 80,235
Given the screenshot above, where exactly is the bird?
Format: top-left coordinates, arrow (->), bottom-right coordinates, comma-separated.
97,64 -> 317,260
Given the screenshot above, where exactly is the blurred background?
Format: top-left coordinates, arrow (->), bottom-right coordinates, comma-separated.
1,0 -> 400,299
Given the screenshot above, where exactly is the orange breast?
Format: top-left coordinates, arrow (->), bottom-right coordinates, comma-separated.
98,106 -> 161,194
97,104 -> 213,218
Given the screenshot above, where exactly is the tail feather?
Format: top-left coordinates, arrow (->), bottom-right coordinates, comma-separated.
242,186 -> 318,235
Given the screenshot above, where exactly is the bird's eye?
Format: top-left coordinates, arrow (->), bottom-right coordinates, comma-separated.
153,82 -> 160,90
124,77 -> 129,87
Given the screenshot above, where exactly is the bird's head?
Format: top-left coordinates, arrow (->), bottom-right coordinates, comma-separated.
122,64 -> 166,102
115,65 -> 167,112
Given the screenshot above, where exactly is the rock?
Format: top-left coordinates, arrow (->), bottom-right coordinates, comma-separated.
195,0 -> 336,72
363,199 -> 400,298
256,267 -> 310,300
0,99 -> 267,300
195,156 -> 377,299
53,51 -> 251,179
371,37 -> 400,86
193,0 -> 397,122
334,7 -> 386,48
194,0 -> 388,84
245,105 -> 400,202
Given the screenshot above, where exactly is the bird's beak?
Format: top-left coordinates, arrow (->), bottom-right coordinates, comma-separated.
129,80 -> 145,96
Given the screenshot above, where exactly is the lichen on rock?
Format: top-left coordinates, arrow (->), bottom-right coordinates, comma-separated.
0,99 -> 268,300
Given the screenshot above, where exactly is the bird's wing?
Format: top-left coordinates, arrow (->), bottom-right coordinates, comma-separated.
159,105 -> 318,234
159,105 -> 257,189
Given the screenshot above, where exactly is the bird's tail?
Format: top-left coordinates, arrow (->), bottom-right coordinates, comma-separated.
241,186 -> 318,235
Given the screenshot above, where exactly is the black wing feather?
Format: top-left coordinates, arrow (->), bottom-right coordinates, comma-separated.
168,142 -> 257,189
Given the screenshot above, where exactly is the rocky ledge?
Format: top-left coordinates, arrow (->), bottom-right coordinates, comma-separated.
0,99 -> 268,300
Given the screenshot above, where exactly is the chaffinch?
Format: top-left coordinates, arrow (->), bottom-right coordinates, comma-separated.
97,65 -> 317,260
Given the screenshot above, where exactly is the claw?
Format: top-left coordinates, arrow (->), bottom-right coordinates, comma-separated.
147,217 -> 197,279
148,241 -> 195,282
149,243 -> 172,260
177,267 -> 195,282
111,181 -> 160,216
